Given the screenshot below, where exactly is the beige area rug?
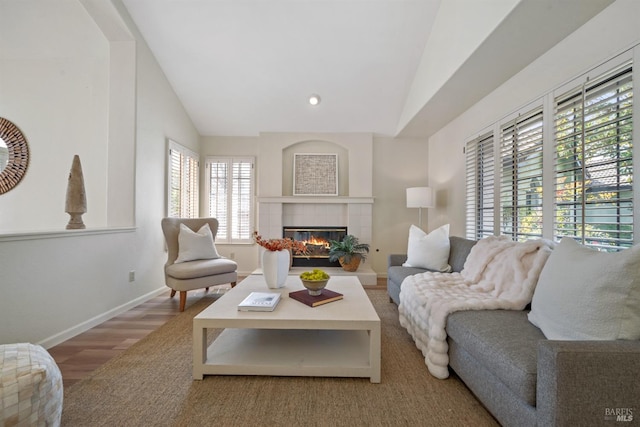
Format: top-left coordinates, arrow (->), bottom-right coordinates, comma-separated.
61,289 -> 498,427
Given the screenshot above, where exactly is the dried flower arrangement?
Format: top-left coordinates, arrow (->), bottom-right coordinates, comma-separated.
253,231 -> 308,254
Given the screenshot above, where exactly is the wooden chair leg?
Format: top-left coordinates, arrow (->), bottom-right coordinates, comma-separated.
179,291 -> 187,312
170,289 -> 176,298
231,281 -> 237,288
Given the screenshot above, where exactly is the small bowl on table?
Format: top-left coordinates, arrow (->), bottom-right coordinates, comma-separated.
300,276 -> 330,296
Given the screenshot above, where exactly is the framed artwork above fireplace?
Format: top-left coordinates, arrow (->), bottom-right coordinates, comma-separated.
293,153 -> 338,196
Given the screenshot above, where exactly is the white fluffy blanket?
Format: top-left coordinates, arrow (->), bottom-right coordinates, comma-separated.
398,235 -> 554,379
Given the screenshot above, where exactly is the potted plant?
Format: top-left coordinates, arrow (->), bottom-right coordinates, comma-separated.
328,234 -> 370,272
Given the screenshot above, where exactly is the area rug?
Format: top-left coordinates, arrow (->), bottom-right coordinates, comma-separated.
61,289 -> 497,426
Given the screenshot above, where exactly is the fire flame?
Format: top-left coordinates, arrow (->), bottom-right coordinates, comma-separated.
301,235 -> 330,249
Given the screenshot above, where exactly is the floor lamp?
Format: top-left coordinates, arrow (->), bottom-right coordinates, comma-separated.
406,187 -> 434,229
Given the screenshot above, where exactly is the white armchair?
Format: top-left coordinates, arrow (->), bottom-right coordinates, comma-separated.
161,217 -> 237,311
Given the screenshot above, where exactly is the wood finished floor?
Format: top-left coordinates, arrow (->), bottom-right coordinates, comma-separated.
48,278 -> 387,388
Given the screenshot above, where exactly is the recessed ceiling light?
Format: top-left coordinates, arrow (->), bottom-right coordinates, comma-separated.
309,94 -> 321,106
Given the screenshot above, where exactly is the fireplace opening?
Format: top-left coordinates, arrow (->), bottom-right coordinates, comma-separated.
283,226 -> 347,268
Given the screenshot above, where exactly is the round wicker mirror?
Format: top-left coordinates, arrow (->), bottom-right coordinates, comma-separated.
0,117 -> 29,194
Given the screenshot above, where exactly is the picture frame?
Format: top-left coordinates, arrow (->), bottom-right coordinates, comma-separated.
293,153 -> 338,196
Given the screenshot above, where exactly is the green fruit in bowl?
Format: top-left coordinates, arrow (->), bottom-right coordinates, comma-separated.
300,269 -> 330,281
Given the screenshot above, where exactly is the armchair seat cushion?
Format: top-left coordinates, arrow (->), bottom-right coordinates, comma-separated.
166,258 -> 237,280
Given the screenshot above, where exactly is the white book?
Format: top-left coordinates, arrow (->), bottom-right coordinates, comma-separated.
237,292 -> 281,312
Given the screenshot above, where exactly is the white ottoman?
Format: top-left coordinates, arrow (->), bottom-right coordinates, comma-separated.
0,343 -> 63,427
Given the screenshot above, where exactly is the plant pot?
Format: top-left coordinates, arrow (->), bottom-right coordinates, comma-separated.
339,255 -> 361,272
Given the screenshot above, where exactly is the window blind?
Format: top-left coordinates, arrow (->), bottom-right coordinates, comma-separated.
207,157 -> 254,243
231,160 -> 252,240
553,63 -> 633,250
168,142 -> 199,218
208,160 -> 229,240
465,132 -> 495,240
500,107 -> 544,241
169,148 -> 182,218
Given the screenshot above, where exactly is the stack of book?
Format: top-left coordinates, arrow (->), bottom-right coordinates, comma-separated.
237,292 -> 281,312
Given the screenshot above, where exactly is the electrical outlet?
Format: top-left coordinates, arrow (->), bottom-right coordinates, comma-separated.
230,252 -> 235,260
129,271 -> 135,282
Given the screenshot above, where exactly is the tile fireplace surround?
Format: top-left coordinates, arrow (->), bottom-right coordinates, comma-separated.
257,196 -> 376,285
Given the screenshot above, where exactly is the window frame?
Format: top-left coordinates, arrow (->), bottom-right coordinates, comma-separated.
167,139 -> 199,218
464,49 -> 636,250
205,156 -> 255,244
465,131 -> 496,240
499,105 -> 544,241
552,60 -> 634,250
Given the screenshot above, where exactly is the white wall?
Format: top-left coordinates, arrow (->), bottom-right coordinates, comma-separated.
397,0 -> 519,133
371,137 -> 429,273
256,132 -> 373,198
0,0 -> 110,232
0,0 -> 200,346
201,134 -> 428,276
428,0 -> 640,236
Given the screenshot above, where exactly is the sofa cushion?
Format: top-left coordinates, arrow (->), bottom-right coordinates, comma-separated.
166,257 -> 237,280
388,265 -> 427,287
446,310 -> 545,406
528,237 -> 640,340
402,224 -> 452,272
448,236 -> 477,273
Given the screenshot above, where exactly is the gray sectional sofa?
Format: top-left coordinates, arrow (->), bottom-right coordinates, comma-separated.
388,236 -> 640,426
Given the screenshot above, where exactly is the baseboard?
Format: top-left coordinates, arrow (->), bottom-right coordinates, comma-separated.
38,287 -> 168,349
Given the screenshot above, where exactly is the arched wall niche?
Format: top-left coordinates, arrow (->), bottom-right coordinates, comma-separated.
282,140 -> 349,196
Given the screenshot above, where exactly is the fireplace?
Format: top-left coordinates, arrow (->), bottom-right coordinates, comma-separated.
283,226 -> 347,267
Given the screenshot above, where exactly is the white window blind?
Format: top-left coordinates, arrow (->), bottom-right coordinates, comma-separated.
500,107 -> 544,241
465,132 -> 495,240
554,63 -> 633,250
207,157 -> 254,243
168,141 -> 199,218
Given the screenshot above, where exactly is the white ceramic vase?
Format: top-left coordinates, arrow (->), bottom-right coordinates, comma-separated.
262,249 -> 290,288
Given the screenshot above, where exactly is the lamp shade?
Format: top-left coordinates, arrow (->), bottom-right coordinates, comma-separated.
406,187 -> 434,208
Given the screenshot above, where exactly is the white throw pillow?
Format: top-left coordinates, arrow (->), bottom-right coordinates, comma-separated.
528,237 -> 640,340
175,223 -> 221,263
402,224 -> 451,272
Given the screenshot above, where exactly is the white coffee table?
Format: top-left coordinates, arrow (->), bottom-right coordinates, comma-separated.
193,275 -> 381,383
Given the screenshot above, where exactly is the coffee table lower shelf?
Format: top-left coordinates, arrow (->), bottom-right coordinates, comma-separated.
194,328 -> 379,382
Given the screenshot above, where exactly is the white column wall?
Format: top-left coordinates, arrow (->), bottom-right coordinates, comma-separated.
0,0 -> 200,346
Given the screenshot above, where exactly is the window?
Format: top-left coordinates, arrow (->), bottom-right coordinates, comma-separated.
465,55 -> 634,251
167,140 -> 199,218
465,132 -> 495,240
206,157 -> 255,243
500,107 -> 544,241
554,63 -> 633,250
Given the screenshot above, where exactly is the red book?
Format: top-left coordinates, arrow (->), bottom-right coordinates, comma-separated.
289,289 -> 343,307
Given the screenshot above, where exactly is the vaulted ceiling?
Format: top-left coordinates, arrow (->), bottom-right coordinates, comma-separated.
121,0 -> 613,138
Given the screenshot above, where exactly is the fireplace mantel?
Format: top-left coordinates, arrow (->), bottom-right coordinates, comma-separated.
258,196 -> 374,204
